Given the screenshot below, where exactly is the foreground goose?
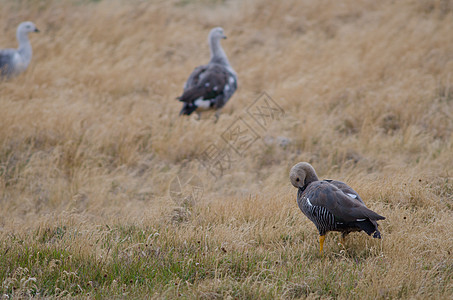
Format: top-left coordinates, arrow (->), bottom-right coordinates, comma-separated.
289,162 -> 385,253
0,21 -> 39,79
178,27 -> 237,121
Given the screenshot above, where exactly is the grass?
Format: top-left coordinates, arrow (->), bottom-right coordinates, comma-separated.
1,0 -> 453,298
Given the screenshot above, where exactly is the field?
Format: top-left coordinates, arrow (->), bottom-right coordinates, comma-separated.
0,0 -> 452,298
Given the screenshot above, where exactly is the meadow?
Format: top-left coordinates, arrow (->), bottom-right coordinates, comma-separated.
0,0 -> 452,298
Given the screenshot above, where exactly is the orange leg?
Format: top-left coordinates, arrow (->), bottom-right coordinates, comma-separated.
340,234 -> 345,247
319,235 -> 325,254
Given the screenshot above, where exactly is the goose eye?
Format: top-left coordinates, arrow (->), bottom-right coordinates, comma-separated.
296,178 -> 300,182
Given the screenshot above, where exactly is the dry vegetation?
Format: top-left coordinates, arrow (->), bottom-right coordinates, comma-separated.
0,0 -> 452,298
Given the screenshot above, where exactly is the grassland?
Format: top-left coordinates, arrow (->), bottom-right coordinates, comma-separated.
0,0 -> 452,298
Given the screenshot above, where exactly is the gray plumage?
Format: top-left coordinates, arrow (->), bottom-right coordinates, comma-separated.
290,162 -> 385,252
0,21 -> 39,80
178,27 -> 237,120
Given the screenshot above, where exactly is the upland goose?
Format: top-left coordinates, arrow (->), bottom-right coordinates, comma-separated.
0,22 -> 39,79
289,162 -> 385,253
178,27 -> 237,120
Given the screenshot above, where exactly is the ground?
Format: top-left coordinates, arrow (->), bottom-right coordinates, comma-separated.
0,0 -> 452,298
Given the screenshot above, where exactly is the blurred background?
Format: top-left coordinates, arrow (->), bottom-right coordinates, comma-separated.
0,0 -> 452,298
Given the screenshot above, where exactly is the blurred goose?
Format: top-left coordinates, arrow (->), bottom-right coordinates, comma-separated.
289,162 -> 385,253
0,21 -> 39,79
178,27 -> 237,121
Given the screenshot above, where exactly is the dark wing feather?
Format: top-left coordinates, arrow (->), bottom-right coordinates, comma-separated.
0,49 -> 15,77
306,181 -> 385,222
179,63 -> 228,104
324,180 -> 365,204
337,219 -> 379,236
179,102 -> 198,116
184,65 -> 207,90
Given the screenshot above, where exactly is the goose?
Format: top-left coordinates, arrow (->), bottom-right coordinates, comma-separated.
290,162 -> 385,253
178,27 -> 237,121
0,21 -> 39,79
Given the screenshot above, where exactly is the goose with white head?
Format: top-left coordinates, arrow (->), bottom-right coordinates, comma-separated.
0,21 -> 39,79
290,162 -> 385,254
178,27 -> 237,121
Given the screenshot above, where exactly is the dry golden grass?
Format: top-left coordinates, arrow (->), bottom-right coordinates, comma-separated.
0,0 -> 452,298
